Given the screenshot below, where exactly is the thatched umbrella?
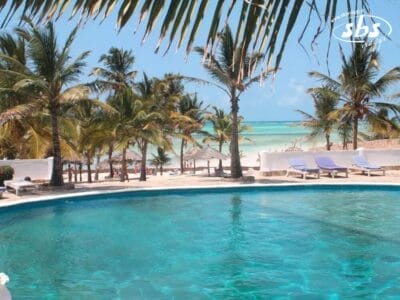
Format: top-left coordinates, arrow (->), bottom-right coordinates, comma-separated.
184,146 -> 228,176
111,150 -> 142,162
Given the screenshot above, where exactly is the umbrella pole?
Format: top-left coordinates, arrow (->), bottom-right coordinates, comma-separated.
207,160 -> 210,176
193,160 -> 196,174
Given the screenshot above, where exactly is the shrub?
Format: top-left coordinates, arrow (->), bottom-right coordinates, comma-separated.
0,165 -> 14,186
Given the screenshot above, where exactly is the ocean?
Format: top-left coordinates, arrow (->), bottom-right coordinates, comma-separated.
142,121 -> 332,167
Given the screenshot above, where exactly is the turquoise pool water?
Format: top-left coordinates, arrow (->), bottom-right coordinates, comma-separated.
1,186 -> 400,298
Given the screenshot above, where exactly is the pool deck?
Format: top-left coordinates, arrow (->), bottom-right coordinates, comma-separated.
1,170 -> 400,208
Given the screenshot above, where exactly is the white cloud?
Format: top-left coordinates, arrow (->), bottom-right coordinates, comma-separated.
277,78 -> 308,107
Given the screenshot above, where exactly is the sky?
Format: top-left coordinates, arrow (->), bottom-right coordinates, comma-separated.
1,1 -> 400,121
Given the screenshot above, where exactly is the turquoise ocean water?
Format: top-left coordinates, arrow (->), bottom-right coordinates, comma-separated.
140,121 -> 335,167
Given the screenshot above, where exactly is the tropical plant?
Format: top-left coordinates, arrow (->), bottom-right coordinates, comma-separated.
0,165 -> 14,186
367,108 -> 400,139
66,100 -> 112,183
177,93 -> 206,174
204,107 -> 251,171
134,73 -> 165,181
91,47 -> 137,179
309,42 -> 400,149
151,147 -> 171,176
297,86 -> 339,150
337,118 -> 352,150
0,1 -> 369,73
0,20 -> 90,185
195,26 -> 268,177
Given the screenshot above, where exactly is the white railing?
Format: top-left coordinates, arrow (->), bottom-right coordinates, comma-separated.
259,149 -> 400,172
0,157 -> 53,181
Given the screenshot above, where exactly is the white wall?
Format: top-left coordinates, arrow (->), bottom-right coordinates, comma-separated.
259,149 -> 400,172
0,157 -> 53,181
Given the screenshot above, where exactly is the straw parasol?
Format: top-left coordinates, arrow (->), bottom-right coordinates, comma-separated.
184,146 -> 228,176
111,150 -> 142,162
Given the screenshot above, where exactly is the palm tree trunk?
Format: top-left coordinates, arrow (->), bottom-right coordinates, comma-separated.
325,134 -> 331,151
122,146 -> 128,182
230,96 -> 242,178
95,154 -> 100,181
218,140 -> 223,171
67,162 -> 72,183
160,164 -> 163,176
180,139 -> 185,174
352,116 -> 358,150
108,144 -> 114,178
49,103 -> 64,186
87,155 -> 92,183
140,140 -> 148,181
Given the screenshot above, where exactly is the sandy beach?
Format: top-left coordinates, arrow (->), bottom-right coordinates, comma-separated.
1,167 -> 400,207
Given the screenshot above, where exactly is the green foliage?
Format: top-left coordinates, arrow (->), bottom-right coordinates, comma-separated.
0,1 -> 368,74
309,42 -> 400,149
0,165 -> 14,186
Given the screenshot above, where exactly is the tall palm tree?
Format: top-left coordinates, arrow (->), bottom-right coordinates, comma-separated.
135,73 -> 165,182
310,42 -> 400,149
0,20 -> 90,185
177,93 -> 206,174
91,47 -> 137,179
0,1 -> 368,72
195,26 -> 268,178
204,107 -> 251,171
66,100 -> 111,183
92,47 -> 137,95
297,86 -> 339,150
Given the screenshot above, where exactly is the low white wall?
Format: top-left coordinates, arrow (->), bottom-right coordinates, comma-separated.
259,149 -> 400,172
0,157 -> 53,181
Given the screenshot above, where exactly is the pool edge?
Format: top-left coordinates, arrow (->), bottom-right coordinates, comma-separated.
1,182 -> 400,209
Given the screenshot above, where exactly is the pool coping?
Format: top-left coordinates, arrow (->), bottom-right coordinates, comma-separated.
1,182 -> 400,209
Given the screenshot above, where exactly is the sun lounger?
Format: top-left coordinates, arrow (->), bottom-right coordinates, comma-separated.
352,155 -> 385,176
286,158 -> 320,179
314,156 -> 348,178
0,187 -> 5,198
4,180 -> 38,196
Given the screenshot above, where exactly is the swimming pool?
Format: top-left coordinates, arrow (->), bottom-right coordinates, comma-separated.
1,185 -> 400,298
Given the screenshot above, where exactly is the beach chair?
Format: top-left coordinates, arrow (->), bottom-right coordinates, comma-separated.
286,158 -> 320,179
0,187 -> 6,198
351,155 -> 385,176
314,156 -> 348,178
4,179 -> 38,196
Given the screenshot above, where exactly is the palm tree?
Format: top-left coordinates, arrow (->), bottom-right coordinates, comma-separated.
0,1 -> 367,72
177,93 -> 206,174
135,73 -> 165,182
297,86 -> 339,150
151,148 -> 171,176
310,42 -> 400,149
0,20 -> 90,185
367,108 -> 400,139
66,100 -> 111,183
195,26 -> 268,178
203,108 -> 231,171
91,47 -> 137,179
204,107 -> 251,171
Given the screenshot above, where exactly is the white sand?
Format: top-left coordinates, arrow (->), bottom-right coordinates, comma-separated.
1,168 -> 399,206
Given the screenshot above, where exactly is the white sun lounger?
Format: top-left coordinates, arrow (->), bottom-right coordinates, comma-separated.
286,158 -> 320,179
4,180 -> 38,196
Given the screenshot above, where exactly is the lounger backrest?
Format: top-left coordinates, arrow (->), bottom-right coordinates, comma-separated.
289,158 -> 307,168
314,156 -> 336,168
352,155 -> 369,166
